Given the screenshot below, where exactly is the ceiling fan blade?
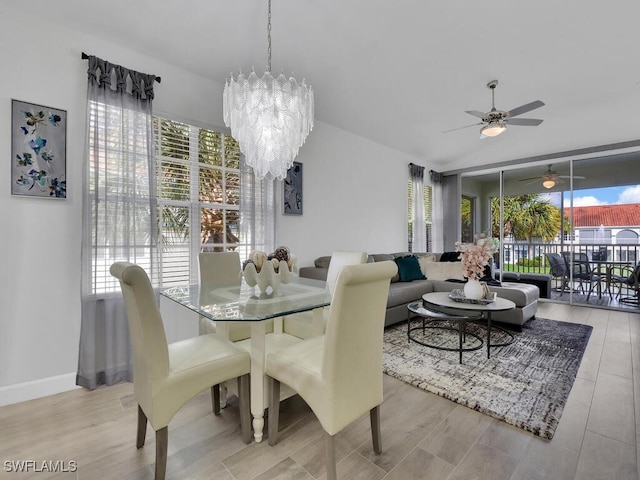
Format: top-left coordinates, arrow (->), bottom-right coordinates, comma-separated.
518,178 -> 542,186
506,100 -> 545,118
518,176 -> 543,182
507,118 -> 543,126
442,122 -> 482,133
557,175 -> 586,180
465,110 -> 486,119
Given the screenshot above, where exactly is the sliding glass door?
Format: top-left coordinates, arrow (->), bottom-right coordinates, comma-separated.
460,153 -> 640,310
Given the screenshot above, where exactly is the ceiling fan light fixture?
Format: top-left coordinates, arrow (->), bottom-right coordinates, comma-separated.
542,178 -> 556,189
481,122 -> 506,137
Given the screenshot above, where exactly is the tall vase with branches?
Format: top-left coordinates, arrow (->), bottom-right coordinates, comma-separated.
456,233 -> 497,299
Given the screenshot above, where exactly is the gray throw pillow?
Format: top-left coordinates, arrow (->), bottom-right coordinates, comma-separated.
314,256 -> 332,269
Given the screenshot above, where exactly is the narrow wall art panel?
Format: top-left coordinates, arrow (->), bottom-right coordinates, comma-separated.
11,99 -> 67,199
283,161 -> 302,215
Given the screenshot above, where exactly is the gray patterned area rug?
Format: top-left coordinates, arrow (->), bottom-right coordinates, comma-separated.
382,317 -> 592,439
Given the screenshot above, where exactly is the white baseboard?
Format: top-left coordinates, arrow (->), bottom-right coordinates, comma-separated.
0,373 -> 80,407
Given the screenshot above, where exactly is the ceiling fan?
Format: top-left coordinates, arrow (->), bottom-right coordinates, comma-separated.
518,164 -> 586,189
444,80 -> 545,138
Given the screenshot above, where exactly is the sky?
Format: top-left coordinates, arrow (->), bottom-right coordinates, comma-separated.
558,185 -> 640,208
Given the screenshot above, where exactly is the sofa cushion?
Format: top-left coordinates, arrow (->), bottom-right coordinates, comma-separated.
439,251 -> 461,262
431,280 -> 539,309
418,252 -> 438,263
417,255 -> 437,276
314,256 -> 332,269
387,279 -> 433,308
372,253 -> 394,263
497,282 -> 540,306
394,255 -> 426,282
372,254 -> 400,282
422,260 -> 465,281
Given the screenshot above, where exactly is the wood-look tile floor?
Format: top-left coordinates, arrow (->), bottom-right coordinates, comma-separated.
1,301 -> 639,479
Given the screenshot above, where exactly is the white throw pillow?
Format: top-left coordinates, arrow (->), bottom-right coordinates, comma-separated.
422,261 -> 465,281
417,253 -> 437,276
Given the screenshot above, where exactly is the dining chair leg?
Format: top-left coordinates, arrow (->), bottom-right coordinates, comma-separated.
238,374 -> 252,444
136,405 -> 147,448
370,405 -> 382,454
211,385 -> 221,415
155,426 -> 168,480
268,378 -> 281,446
324,431 -> 337,480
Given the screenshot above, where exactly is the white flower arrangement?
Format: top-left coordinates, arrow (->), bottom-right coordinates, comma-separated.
455,234 -> 498,280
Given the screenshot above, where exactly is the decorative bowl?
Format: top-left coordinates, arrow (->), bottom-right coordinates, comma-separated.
243,260 -> 293,295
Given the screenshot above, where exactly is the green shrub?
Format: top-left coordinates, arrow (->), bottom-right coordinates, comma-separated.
518,256 -> 542,268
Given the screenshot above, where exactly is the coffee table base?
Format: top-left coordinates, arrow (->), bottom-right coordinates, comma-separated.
407,302 -> 516,363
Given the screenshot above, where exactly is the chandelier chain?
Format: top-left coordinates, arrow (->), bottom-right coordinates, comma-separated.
267,0 -> 272,72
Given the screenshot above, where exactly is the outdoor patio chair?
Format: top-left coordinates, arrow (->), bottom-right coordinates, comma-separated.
612,263 -> 640,306
592,246 -> 608,261
545,252 -> 568,295
561,252 -> 604,300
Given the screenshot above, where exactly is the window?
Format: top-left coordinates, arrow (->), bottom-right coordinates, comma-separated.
85,99 -> 158,295
86,109 -> 243,294
155,117 -> 241,287
407,182 -> 432,251
461,195 -> 475,243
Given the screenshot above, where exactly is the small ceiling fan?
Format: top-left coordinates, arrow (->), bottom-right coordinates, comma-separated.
444,80 -> 545,138
518,164 -> 586,189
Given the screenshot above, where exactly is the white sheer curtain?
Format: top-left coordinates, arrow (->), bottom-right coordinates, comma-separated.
77,56 -> 159,389
239,159 -> 276,260
430,170 -> 444,253
409,163 -> 426,252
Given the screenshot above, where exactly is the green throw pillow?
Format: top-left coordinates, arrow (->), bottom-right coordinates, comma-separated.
394,255 -> 426,282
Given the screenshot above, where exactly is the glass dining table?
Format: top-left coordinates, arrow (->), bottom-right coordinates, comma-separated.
161,276 -> 331,442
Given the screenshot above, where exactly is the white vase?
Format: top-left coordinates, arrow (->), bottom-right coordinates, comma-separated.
464,278 -> 483,300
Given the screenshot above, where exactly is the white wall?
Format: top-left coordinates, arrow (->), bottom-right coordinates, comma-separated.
276,122 -> 415,268
0,5 -> 425,405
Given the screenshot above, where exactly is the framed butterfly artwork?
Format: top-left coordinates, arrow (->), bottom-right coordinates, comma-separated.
11,99 -> 67,199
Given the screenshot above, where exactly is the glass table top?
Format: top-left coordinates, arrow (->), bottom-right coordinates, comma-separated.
161,276 -> 331,321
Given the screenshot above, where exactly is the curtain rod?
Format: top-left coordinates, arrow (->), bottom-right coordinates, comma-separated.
81,52 -> 161,83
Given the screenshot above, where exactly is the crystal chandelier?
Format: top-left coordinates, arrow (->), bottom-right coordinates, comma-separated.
223,0 -> 314,180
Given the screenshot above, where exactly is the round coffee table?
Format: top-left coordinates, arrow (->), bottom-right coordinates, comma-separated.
421,291 -> 516,359
407,302 -> 484,364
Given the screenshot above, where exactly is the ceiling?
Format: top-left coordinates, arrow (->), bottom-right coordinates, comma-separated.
8,0 -> 640,172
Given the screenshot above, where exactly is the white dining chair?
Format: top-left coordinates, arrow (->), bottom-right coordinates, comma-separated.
110,262 -> 251,480
265,261 -> 397,480
198,251 -> 253,340
283,250 -> 368,339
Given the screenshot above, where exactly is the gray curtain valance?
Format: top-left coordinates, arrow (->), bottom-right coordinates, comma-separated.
430,170 -> 443,184
85,54 -> 158,101
409,162 -> 425,180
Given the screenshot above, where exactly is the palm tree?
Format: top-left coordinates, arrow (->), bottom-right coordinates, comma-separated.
461,197 -> 472,243
491,194 -> 562,265
156,118 -> 240,252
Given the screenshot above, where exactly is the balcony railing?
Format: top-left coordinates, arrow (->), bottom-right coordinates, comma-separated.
499,242 -> 639,275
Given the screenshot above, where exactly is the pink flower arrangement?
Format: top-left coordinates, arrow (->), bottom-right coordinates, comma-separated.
455,234 -> 498,280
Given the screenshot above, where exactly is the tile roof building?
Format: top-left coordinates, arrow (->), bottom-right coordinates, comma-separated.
562,204 -> 640,246
563,204 -> 640,228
